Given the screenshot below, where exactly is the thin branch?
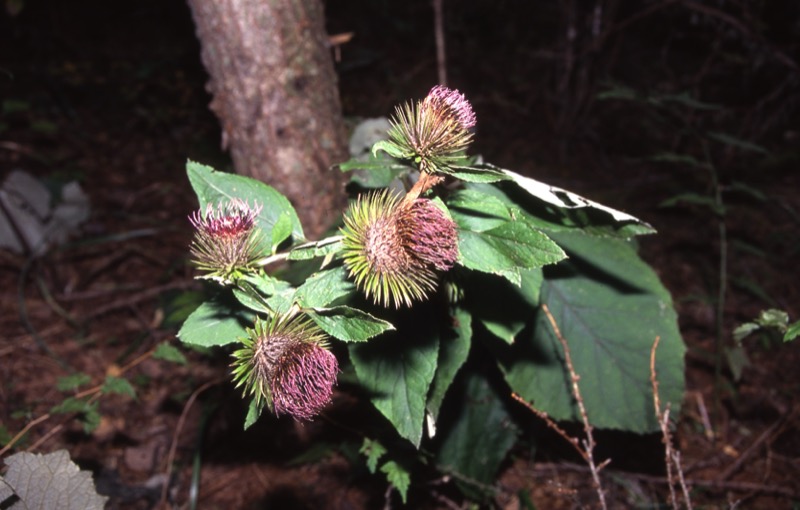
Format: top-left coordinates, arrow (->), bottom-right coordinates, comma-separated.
511,393 -> 586,461
651,335 -> 693,510
0,414 -> 50,457
541,304 -> 608,510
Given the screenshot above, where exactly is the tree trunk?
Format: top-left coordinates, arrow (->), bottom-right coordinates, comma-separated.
187,0 -> 348,239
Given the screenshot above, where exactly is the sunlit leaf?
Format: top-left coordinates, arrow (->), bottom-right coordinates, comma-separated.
455,219 -> 565,283
293,266 -> 355,309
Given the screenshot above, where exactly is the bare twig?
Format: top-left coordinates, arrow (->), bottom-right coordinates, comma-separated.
540,304 -> 608,509
512,393 -> 586,461
673,451 -> 692,508
651,335 -> 693,510
0,414 -> 50,457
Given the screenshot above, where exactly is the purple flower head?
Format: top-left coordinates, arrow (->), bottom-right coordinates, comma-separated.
231,313 -> 338,422
188,199 -> 263,283
424,85 -> 477,131
271,341 -> 339,421
398,198 -> 459,271
386,86 -> 477,175
341,191 -> 436,308
340,190 -> 460,308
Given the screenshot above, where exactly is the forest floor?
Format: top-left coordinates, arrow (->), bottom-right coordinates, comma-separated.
1,1 -> 799,509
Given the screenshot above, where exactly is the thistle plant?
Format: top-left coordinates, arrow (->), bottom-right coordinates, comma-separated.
179,85 -> 685,504
340,190 -> 459,308
231,311 -> 338,421
188,199 -> 264,284
383,85 -> 476,181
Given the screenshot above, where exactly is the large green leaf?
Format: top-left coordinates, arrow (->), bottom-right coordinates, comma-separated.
447,189 -> 512,232
436,372 -> 518,501
449,189 -> 566,281
456,220 -> 566,280
187,160 -> 305,242
307,306 -> 394,342
496,232 -> 685,432
348,311 -> 440,447
177,295 -> 252,347
427,307 -> 472,422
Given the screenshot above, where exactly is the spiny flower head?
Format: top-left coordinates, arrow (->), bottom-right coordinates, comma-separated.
231,313 -> 338,421
398,198 -> 459,271
340,190 -> 459,308
188,199 -> 264,284
424,85 -> 477,131
386,85 -> 476,175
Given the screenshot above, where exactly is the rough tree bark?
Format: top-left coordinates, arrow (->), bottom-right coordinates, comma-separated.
187,0 -> 348,239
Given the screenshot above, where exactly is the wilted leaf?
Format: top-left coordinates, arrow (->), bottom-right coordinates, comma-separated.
0,450 -> 107,509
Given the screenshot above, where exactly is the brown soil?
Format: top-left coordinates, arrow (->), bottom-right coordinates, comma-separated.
2,1 -> 799,509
